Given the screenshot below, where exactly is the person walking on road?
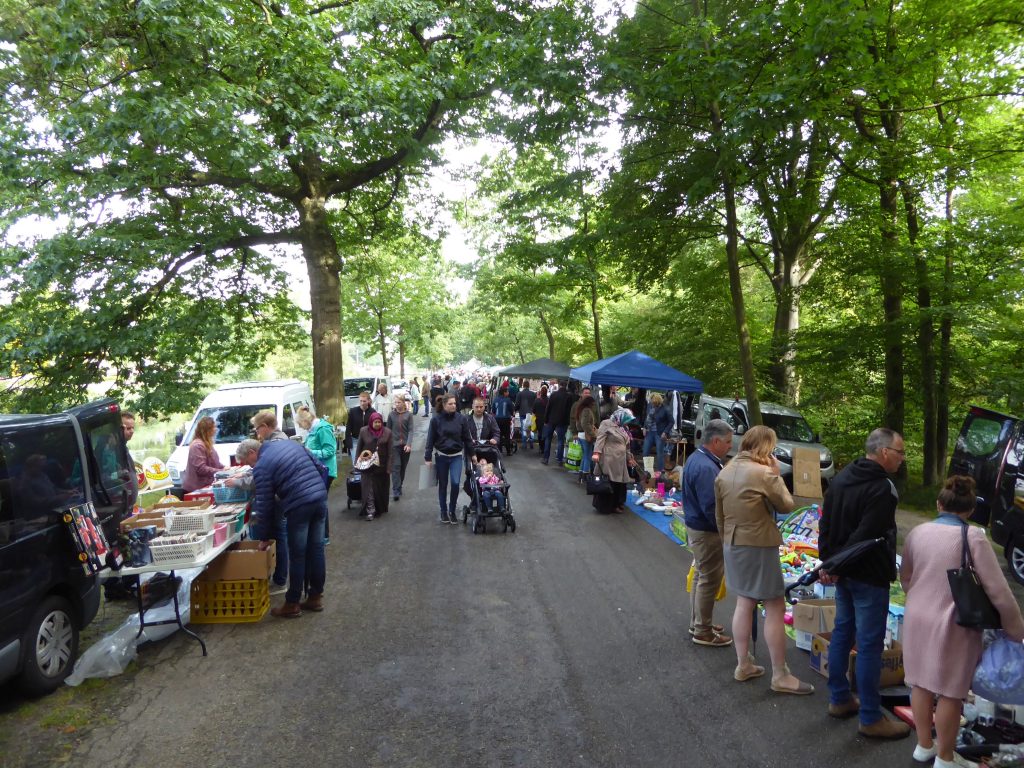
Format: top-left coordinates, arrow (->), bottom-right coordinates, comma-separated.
425,393 -> 474,524
409,378 -> 421,416
515,382 -> 537,450
387,395 -> 414,502
490,387 -> 516,455
577,394 -> 599,476
715,426 -> 808,693
429,376 -> 445,418
819,427 -> 910,740
542,380 -> 572,466
345,391 -> 376,464
531,385 -> 548,451
296,406 -> 337,544
356,412 -> 393,521
249,421 -> 328,618
590,408 -> 637,515
682,418 -> 734,648
901,475 -> 1024,768
371,382 -> 392,424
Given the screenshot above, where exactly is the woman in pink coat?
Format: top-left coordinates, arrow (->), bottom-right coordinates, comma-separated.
901,475 -> 1024,768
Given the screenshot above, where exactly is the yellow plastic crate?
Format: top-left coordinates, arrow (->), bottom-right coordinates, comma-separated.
190,578 -> 269,624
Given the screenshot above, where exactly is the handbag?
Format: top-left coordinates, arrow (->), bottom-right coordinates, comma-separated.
947,524 -> 1001,629
586,471 -> 612,496
973,630 -> 1024,704
354,451 -> 380,471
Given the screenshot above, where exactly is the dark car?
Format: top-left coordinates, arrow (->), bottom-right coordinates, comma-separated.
949,405 -> 1024,583
0,399 -> 136,695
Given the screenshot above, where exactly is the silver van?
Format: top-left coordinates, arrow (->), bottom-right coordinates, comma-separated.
693,395 -> 834,490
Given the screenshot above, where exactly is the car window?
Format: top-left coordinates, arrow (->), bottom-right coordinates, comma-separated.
4,420 -> 86,540
344,378 -> 375,397
282,403 -> 295,435
762,413 -> 815,443
703,403 -> 740,430
0,442 -> 13,546
958,416 -> 1007,458
187,405 -> 275,444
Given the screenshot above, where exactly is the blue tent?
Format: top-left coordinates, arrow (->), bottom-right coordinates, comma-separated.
570,349 -> 703,392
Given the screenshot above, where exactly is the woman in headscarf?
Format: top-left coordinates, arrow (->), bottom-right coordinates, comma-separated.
591,408 -> 638,514
355,411 -> 393,521
182,416 -> 224,493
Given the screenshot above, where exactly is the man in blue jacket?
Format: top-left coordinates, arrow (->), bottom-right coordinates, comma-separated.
249,410 -> 328,618
682,418 -> 734,647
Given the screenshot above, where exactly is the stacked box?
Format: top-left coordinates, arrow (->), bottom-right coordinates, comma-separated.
190,578 -> 269,624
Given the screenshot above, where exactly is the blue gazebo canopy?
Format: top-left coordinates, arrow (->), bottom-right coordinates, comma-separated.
570,350 -> 703,392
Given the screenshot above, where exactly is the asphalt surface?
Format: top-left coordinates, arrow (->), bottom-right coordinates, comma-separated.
67,420 -> 913,768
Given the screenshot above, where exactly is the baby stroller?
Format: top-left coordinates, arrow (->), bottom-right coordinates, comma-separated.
461,441 -> 517,534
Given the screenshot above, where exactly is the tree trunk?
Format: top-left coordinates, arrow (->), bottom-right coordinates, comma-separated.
878,177 -> 905,439
903,183 -> 936,484
937,183 -> 955,474
768,247 -> 802,404
590,278 -> 603,359
398,334 -> 406,379
538,311 -> 555,360
299,196 -> 345,424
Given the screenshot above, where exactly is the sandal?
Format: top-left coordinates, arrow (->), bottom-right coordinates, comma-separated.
770,665 -> 815,695
734,654 -> 765,682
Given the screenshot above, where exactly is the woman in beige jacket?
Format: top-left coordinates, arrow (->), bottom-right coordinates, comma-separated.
715,426 -> 809,694
591,408 -> 638,514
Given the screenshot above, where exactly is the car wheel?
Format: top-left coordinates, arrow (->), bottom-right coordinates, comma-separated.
19,595 -> 79,696
1007,539 -> 1024,586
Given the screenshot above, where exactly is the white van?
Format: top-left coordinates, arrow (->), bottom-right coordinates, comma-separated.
166,379 -> 314,494
693,394 -> 835,490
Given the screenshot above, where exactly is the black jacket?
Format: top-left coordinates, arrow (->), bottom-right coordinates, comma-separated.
425,411 -> 473,462
515,388 -> 537,417
545,388 -> 573,427
345,405 -> 376,452
467,412 -> 501,444
819,457 -> 899,587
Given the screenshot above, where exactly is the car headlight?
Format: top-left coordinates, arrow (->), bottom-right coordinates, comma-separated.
773,446 -> 793,463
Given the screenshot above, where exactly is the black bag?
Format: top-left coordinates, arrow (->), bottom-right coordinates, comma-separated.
947,524 -> 1001,630
586,471 -> 612,496
346,470 -> 362,509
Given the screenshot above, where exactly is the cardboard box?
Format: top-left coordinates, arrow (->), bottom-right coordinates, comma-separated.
792,599 -> 836,651
149,496 -> 211,512
201,540 -> 276,582
120,511 -> 167,533
792,446 -> 823,499
813,582 -> 837,599
809,631 -> 905,688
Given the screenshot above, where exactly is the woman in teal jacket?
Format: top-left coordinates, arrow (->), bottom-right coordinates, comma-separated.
297,406 -> 338,541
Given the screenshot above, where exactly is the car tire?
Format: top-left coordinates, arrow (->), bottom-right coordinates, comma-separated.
1007,538 -> 1024,587
19,595 -> 79,696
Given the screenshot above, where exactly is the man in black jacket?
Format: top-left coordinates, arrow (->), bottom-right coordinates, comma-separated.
514,382 -> 537,450
819,427 -> 909,740
542,380 -> 573,466
345,391 -> 376,465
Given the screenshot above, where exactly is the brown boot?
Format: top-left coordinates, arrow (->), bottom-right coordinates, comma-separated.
858,716 -> 910,740
299,594 -> 323,612
271,602 -> 302,619
828,696 -> 860,719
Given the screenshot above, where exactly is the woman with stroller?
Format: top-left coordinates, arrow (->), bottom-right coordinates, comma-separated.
714,426 -> 808,695
591,408 -> 638,514
425,394 -> 474,524
901,476 -> 1024,768
355,412 -> 393,521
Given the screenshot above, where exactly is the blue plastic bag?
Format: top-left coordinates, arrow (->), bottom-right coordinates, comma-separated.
972,631 -> 1024,704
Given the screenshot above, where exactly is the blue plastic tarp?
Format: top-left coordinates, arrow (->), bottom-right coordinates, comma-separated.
570,349 -> 703,393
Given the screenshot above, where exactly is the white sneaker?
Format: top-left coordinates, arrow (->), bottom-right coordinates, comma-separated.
934,754 -> 978,768
912,744 -> 937,762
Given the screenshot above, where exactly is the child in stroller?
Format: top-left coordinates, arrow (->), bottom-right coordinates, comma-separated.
461,446 -> 517,534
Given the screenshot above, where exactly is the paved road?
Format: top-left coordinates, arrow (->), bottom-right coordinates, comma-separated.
70,422 -> 910,768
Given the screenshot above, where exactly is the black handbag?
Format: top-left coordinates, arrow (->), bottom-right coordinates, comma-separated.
947,524 -> 1001,629
586,471 -> 612,496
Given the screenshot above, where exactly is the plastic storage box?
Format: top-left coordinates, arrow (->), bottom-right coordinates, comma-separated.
190,578 -> 269,624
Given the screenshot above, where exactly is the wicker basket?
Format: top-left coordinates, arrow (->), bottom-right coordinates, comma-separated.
149,532 -> 214,564
166,510 -> 217,535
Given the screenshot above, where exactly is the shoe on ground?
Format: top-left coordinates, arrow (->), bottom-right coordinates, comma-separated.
858,716 -> 911,740
438,513 -> 448,524
770,676 -> 815,695
393,496 -> 400,502
828,696 -> 861,719
688,624 -> 725,636
271,602 -> 302,619
734,655 -> 765,682
692,631 -> 733,647
912,744 -> 937,762
366,513 -> 374,521
299,594 -> 323,612
934,754 -> 978,768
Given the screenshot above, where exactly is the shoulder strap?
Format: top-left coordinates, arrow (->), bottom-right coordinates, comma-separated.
961,524 -> 973,570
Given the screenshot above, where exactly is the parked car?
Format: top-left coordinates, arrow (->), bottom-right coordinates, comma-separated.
0,399 -> 137,695
343,376 -> 391,411
949,405 -> 1024,583
166,380 -> 313,496
693,394 -> 835,490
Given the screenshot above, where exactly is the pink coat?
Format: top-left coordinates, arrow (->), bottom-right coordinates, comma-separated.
901,521 -> 1024,699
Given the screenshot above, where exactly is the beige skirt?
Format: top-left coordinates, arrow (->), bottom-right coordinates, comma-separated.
723,543 -> 784,600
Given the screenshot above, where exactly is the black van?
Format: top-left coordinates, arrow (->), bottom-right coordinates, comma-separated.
0,399 -> 136,695
949,405 -> 1024,583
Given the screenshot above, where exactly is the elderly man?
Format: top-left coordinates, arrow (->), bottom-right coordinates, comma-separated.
682,418 -> 734,648
820,428 -> 910,740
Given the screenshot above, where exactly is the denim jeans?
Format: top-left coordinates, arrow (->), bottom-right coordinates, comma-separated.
423,398 -> 430,416
285,500 -> 326,604
828,578 -> 890,725
481,488 -> 506,511
579,439 -> 594,474
643,430 -> 666,471
542,424 -> 568,463
411,400 -> 419,415
434,453 -> 463,517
